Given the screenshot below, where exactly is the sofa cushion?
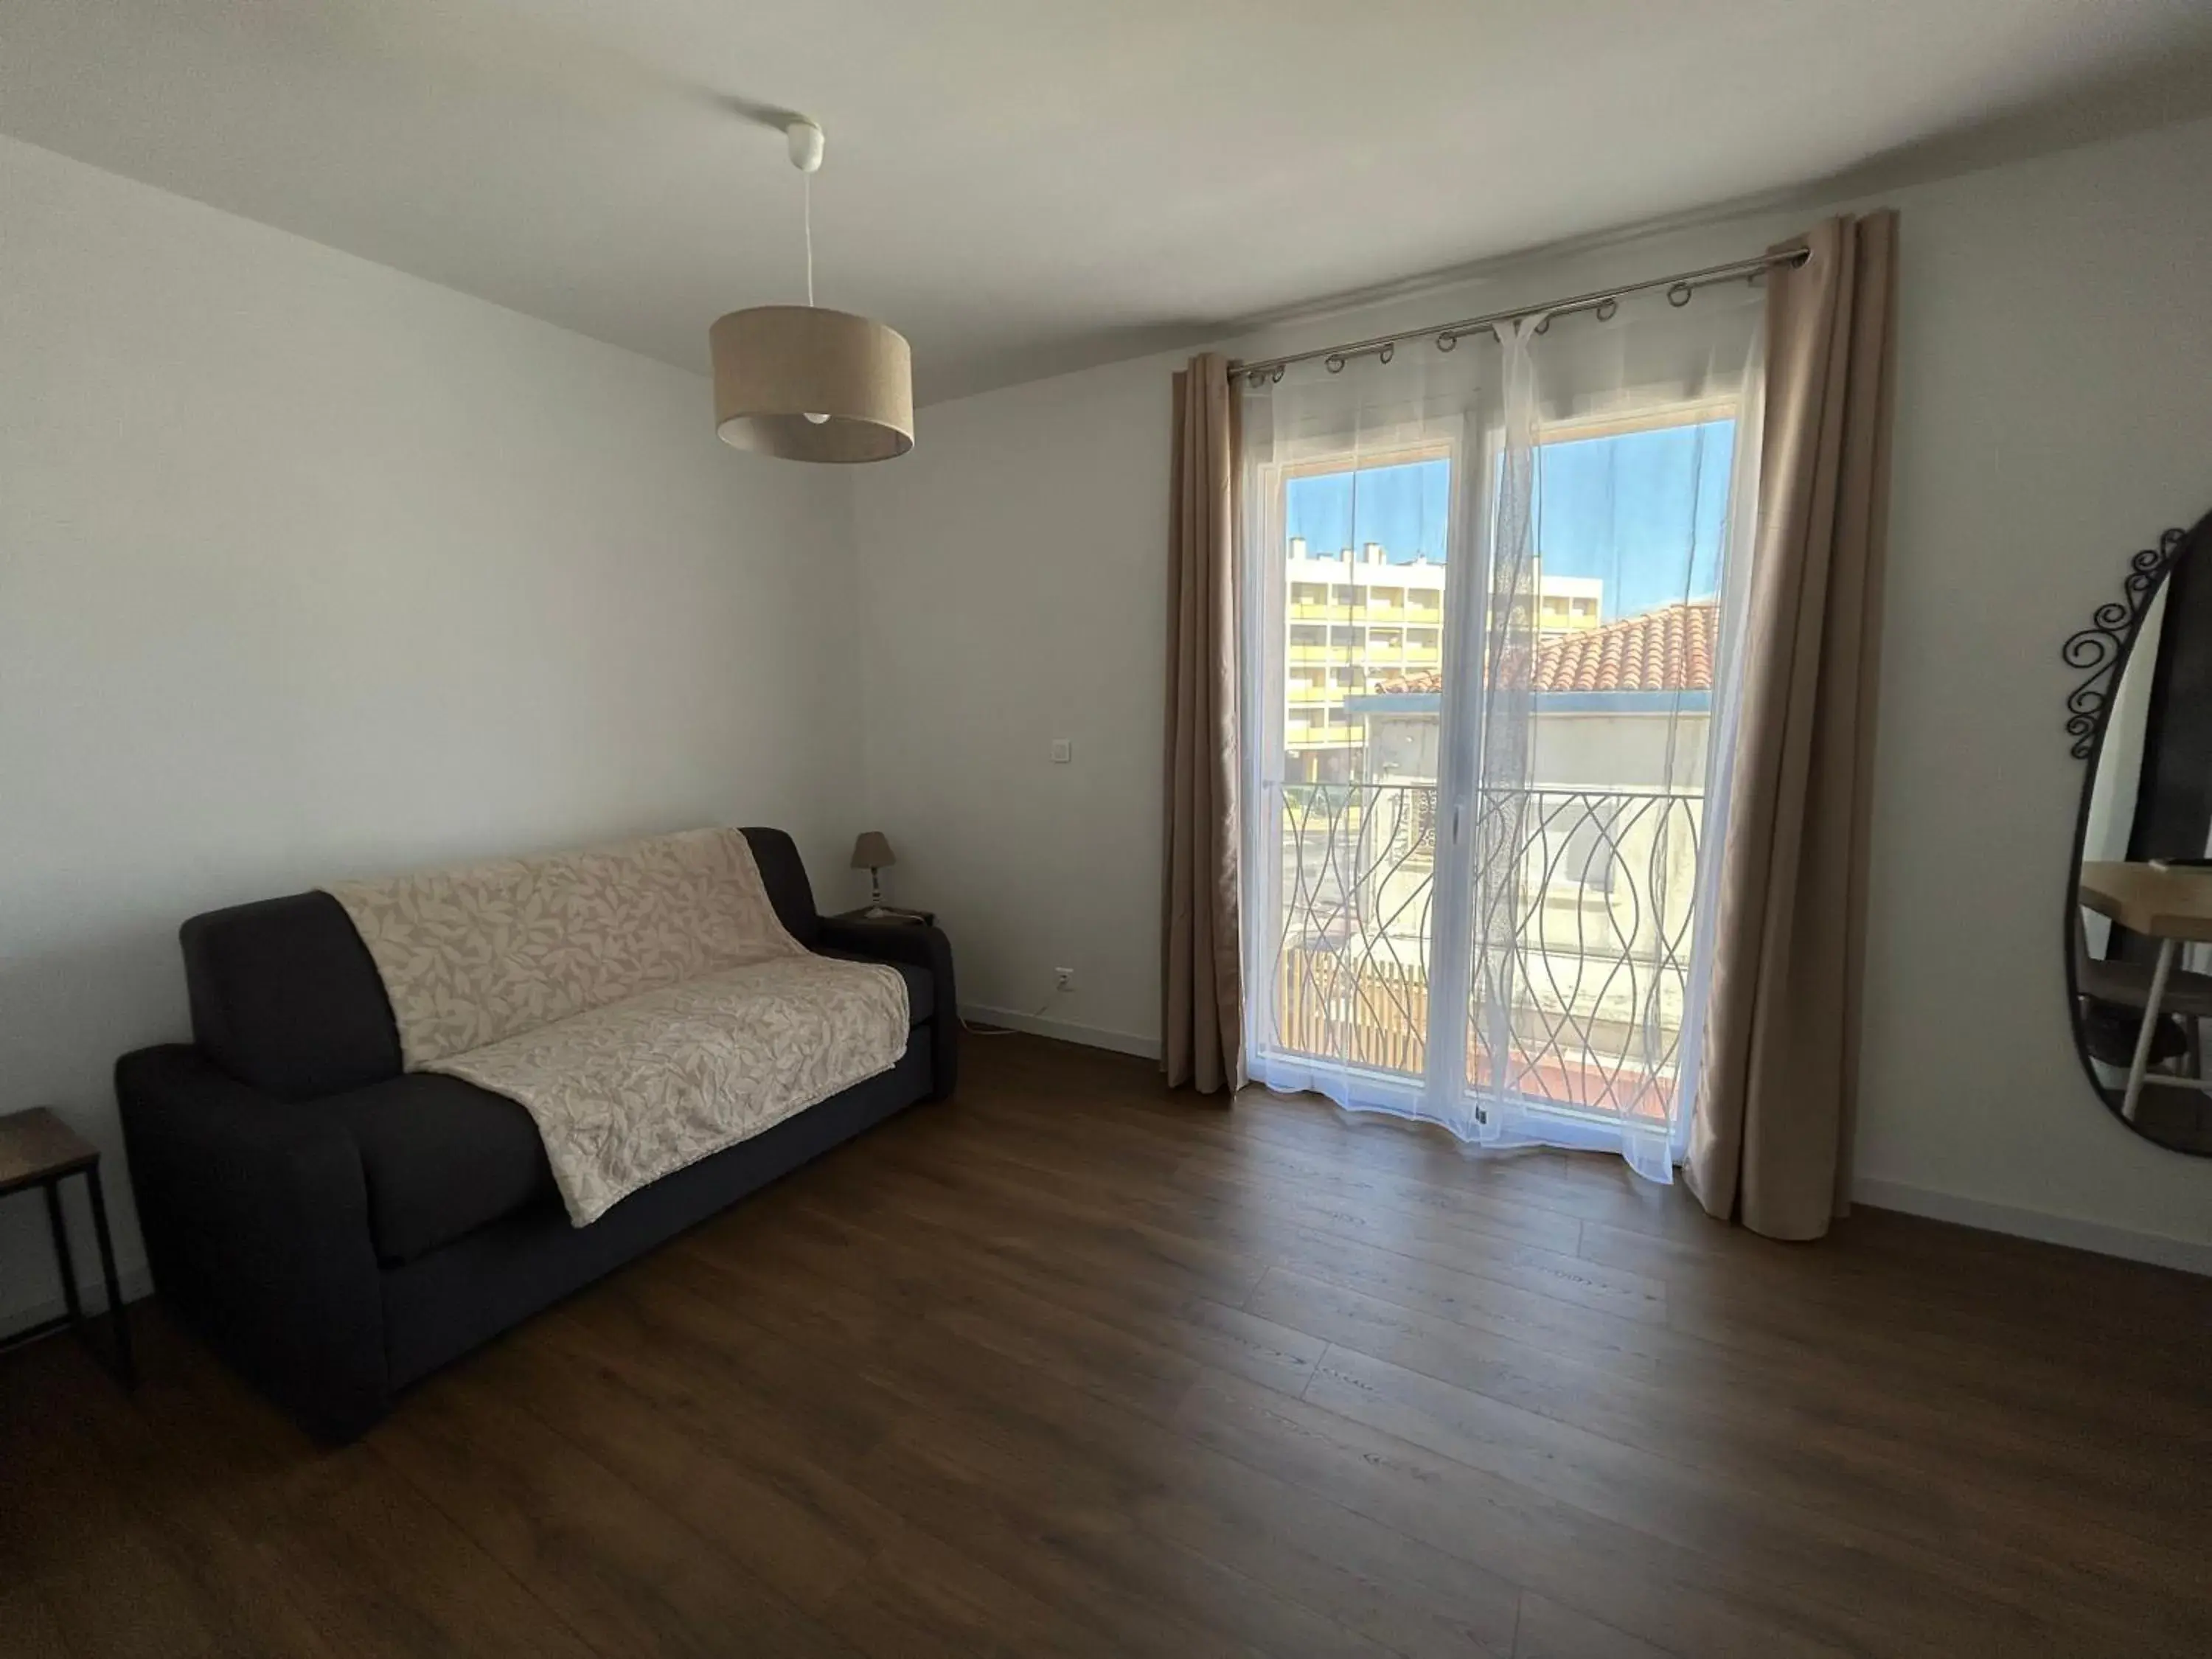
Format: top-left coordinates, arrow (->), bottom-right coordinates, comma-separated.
814,951 -> 933,1024
319,965 -> 919,1264
322,1074 -> 552,1265
740,827 -> 821,948
181,892 -> 403,1101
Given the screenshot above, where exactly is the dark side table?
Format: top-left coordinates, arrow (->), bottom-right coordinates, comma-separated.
0,1107 -> 135,1387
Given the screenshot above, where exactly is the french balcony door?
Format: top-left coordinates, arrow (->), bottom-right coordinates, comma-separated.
1237,286 -> 1762,1178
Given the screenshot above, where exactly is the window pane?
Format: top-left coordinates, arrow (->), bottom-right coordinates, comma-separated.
1272,455 -> 1451,1079
1481,413 -> 1736,1120
1280,456 -> 1450,783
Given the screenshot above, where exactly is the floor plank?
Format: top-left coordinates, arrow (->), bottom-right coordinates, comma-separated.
1513,1592 -> 1674,1659
372,1366 -> 863,1658
4,1033 -> 2208,1658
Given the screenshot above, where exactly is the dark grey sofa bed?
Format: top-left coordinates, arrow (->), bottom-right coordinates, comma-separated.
114,827 -> 956,1443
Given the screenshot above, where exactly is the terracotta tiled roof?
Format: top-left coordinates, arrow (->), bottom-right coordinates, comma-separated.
1537,599 -> 1717,693
1372,601 -> 1717,696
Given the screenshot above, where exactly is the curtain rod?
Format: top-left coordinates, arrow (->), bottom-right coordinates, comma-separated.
1227,247 -> 1808,385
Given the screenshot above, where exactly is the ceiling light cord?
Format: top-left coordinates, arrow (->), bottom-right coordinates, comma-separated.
803,172 -> 815,309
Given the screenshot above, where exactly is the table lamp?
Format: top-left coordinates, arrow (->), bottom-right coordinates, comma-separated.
850,831 -> 896,917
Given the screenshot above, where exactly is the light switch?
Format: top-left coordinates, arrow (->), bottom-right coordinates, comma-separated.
1050,738 -> 1073,764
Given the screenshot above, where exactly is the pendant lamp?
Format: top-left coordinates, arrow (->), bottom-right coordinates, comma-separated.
711,119 -> 914,462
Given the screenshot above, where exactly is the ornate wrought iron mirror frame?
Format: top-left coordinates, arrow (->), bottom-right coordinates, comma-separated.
2062,510 -> 2212,1152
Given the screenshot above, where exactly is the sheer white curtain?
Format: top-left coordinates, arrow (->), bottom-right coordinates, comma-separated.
1238,334 -> 1495,1121
1238,281 -> 1764,1180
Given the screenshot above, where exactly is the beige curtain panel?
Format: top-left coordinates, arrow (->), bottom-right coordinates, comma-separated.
1162,352 -> 1244,1093
1687,212 -> 1899,1239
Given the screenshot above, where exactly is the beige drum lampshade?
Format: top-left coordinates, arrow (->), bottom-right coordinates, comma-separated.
711,305 -> 914,463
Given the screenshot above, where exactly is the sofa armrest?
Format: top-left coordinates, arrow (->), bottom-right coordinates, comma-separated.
114,1045 -> 389,1441
815,919 -> 959,1101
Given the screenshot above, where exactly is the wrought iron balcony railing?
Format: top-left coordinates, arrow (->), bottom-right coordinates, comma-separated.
1265,780 -> 1704,1121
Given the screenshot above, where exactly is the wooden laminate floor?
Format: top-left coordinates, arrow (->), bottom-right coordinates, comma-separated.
4,1035 -> 2208,1658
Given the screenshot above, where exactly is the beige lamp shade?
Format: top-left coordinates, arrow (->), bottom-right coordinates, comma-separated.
711,305 -> 914,463
850,830 -> 896,872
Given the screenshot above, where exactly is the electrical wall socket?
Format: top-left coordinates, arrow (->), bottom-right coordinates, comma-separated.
1049,738 -> 1072,764
1053,967 -> 1076,992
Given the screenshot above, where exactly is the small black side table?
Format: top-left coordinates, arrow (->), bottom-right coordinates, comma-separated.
0,1107 -> 135,1387
831,905 -> 936,927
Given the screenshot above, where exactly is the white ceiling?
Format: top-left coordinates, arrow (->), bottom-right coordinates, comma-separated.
6,1 -> 2211,403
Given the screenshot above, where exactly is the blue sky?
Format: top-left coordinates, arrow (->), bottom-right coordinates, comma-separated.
1285,420 -> 1736,620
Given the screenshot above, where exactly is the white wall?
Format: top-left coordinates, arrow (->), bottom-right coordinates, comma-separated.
0,136 -> 866,1330
852,354 -> 1172,1051
853,115 -> 2212,1267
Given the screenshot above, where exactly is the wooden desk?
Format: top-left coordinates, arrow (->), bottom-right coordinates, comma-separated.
2078,860 -> 2212,1121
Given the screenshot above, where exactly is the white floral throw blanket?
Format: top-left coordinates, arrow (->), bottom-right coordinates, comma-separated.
324,828 -> 908,1225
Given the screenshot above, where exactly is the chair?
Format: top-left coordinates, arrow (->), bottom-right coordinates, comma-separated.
2073,905 -> 2212,1077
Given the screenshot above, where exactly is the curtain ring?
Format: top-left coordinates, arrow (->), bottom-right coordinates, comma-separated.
1594,296 -> 1618,322
1666,282 -> 1693,307
1324,354 -> 1346,375
1436,333 -> 1457,352
1533,317 -> 1551,335
1378,342 -> 1394,365
1270,365 -> 1284,383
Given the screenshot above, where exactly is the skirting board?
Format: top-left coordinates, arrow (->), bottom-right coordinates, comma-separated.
1851,1178 -> 2212,1277
0,1262 -> 156,1344
961,1004 -> 1161,1062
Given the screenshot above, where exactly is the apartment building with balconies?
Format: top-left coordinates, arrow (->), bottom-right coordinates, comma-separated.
1282,536 -> 1601,779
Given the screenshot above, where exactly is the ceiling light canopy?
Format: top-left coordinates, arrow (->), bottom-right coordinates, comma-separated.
711,117 -> 913,463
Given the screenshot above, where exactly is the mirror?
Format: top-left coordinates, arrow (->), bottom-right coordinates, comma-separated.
2067,509 -> 2212,1154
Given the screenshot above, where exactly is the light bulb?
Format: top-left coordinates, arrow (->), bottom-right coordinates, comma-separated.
804,411 -> 830,425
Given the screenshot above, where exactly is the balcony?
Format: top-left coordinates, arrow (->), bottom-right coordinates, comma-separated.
1264,780 -> 1703,1121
